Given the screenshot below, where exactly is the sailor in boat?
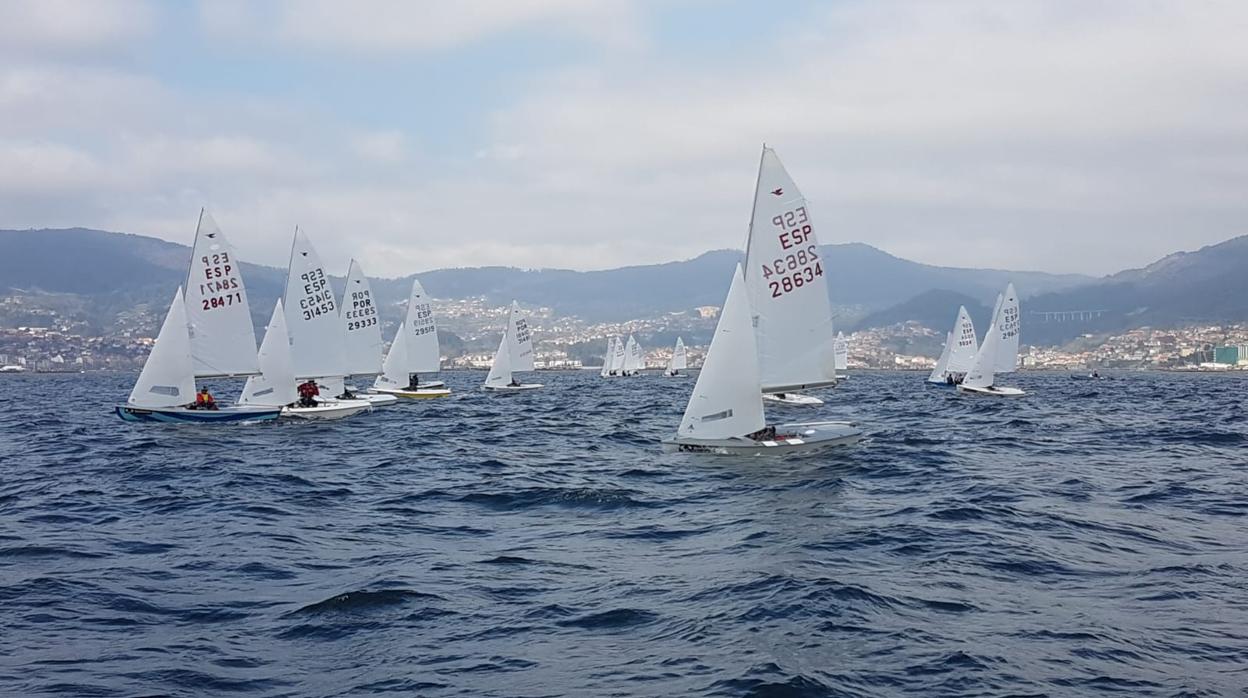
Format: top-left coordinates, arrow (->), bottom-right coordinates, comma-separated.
508,378 -> 522,388
297,379 -> 320,407
339,385 -> 358,399
405,373 -> 420,390
746,426 -> 778,441
1091,370 -> 1100,379
192,387 -> 218,410
946,374 -> 954,386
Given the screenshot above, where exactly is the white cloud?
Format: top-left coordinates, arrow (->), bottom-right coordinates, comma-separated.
350,130 -> 408,163
0,0 -> 156,54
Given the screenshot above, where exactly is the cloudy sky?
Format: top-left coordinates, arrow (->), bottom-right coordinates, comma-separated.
2,0 -> 1246,277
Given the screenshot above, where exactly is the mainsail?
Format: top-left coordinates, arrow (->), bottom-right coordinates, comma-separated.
128,287 -> 196,408
183,210 -> 259,378
282,228 -> 345,380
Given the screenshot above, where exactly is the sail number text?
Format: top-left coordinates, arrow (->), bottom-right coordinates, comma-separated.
763,206 -> 823,298
345,289 -> 376,331
298,268 -> 336,321
195,252 -> 244,311
411,302 -> 436,336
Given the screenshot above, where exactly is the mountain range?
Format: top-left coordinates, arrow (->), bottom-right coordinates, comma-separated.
1,227 -> 1245,345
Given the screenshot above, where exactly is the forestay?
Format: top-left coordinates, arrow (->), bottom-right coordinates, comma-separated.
678,264 -> 765,440
129,287 -> 197,408
506,302 -> 535,372
373,325 -> 409,391
184,210 -> 259,377
406,280 -> 441,374
341,259 -> 383,377
239,300 -> 298,407
283,229 -> 345,380
742,146 -> 838,393
484,330 -> 512,388
994,283 -> 1020,374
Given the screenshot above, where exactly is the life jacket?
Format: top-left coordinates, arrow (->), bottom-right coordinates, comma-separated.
298,382 -> 319,398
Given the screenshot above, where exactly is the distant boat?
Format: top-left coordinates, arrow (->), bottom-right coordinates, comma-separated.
665,337 -> 687,377
317,259 -> 396,407
483,301 -> 542,392
622,334 -> 644,376
958,284 -> 1024,397
117,288 -> 280,423
599,337 -> 616,378
0,365 -> 26,373
927,305 -> 978,386
742,146 -> 838,407
370,279 -> 452,399
610,334 -> 626,375
117,211 -> 279,423
279,229 -> 372,419
661,264 -> 861,454
833,332 -> 850,380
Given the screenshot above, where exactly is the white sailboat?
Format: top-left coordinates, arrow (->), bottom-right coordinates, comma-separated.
238,300 -> 298,408
622,334 -> 644,376
958,284 -> 1024,397
609,335 -> 626,375
322,259 -> 397,406
117,287 -> 280,423
483,301 -> 542,392
927,306 -> 978,386
599,337 -> 616,378
661,265 -> 862,454
833,332 -> 850,380
281,228 -> 372,419
742,146 -> 838,407
369,278 -> 451,399
117,211 -> 280,423
665,337 -> 688,377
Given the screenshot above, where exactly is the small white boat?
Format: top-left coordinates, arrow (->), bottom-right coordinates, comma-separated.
661,264 -> 861,455
742,146 -> 839,406
370,278 -> 451,399
665,337 -> 688,377
608,334 -> 626,376
599,337 -> 616,378
833,332 -> 849,381
483,302 -> 543,392
762,392 -> 824,406
321,259 -> 397,408
621,334 -> 644,376
928,306 -> 978,387
282,399 -> 373,419
957,284 -> 1024,397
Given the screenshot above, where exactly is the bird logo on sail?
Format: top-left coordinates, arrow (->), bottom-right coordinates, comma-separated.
771,188 -> 784,196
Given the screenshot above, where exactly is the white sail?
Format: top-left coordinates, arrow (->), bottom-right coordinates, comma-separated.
484,329 -> 512,388
834,332 -> 849,371
742,146 -> 838,393
373,324 -> 409,391
406,279 -> 441,374
610,335 -> 626,372
668,337 -> 687,371
239,300 -> 298,407
962,318 -> 1000,389
678,264 -> 765,440
947,306 -> 979,373
623,335 -> 643,373
506,301 -> 535,371
600,337 -> 615,377
282,228 -> 345,380
341,259 -> 383,377
128,287 -> 196,408
183,210 -> 259,377
927,331 -> 954,383
994,283 -> 1020,374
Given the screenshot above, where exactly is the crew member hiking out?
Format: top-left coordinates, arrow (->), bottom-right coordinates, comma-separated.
297,379 -> 320,407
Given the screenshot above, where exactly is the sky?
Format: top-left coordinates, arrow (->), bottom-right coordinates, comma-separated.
2,0 -> 1246,278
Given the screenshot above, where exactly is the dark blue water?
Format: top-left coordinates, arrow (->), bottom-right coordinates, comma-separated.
2,370 -> 1247,696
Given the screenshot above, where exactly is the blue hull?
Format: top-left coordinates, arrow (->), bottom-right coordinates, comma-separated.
115,405 -> 281,424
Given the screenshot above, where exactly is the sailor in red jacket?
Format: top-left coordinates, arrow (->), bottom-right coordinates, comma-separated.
297,379 -> 320,407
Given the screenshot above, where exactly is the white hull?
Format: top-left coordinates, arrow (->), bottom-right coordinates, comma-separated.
357,393 -> 398,406
282,399 -> 373,420
662,421 -> 862,455
956,384 -> 1025,397
369,386 -> 452,399
483,383 -> 543,392
762,392 -> 824,406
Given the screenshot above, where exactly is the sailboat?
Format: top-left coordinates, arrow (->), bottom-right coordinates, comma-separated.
661,265 -> 862,454
609,335 -> 626,375
483,301 -> 542,392
742,146 -> 838,407
622,334 -> 644,376
238,300 -> 298,410
316,259 -> 397,406
665,337 -> 688,376
117,211 -> 280,423
117,288 -> 282,423
281,229 -> 372,419
927,306 -> 978,386
958,283 -> 1024,397
370,279 -> 451,399
833,332 -> 850,380
599,337 -> 616,378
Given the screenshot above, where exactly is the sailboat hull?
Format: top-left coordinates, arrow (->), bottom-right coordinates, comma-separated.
762,392 -> 824,406
956,385 -> 1026,397
115,405 -> 281,423
661,421 -> 862,455
369,387 -> 452,399
483,383 -> 543,392
281,399 -> 373,420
